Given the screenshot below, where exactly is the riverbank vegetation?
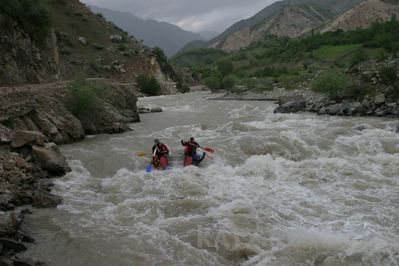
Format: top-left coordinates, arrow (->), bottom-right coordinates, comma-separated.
173,17 -> 399,100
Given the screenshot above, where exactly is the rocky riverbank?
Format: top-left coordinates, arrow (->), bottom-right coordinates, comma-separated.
213,88 -> 399,120
274,92 -> 399,119
0,80 -> 141,264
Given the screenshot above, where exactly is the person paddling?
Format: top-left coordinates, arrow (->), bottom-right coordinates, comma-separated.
181,137 -> 205,166
152,139 -> 169,169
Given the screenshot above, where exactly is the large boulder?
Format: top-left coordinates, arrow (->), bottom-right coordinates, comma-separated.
11,131 -> 46,148
328,103 -> 347,115
32,189 -> 62,208
32,143 -> 70,175
274,101 -> 306,114
374,94 -> 386,106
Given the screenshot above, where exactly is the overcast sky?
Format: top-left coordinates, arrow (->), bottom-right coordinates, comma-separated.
82,0 -> 278,33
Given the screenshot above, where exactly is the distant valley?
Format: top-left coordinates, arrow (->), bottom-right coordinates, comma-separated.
89,5 -> 216,57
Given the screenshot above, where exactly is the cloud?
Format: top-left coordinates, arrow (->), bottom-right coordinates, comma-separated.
82,0 -> 278,32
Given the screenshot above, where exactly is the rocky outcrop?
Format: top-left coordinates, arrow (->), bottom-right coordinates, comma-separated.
320,0 -> 399,33
0,211 -> 40,265
0,26 -> 59,86
273,92 -> 399,118
32,143 -> 70,176
0,81 -> 140,144
0,130 -> 68,211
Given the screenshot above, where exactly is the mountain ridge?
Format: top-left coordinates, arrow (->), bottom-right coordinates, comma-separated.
89,5 -> 206,57
180,0 -> 366,53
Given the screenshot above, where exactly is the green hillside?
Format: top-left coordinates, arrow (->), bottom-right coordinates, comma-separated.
173,18 -> 399,98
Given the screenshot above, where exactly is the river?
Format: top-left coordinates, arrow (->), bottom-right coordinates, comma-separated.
23,92 -> 399,265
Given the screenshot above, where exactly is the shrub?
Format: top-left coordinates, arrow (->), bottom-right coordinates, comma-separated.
223,75 -> 236,90
217,60 -> 233,77
380,64 -> 398,85
137,75 -> 161,96
350,49 -> 368,67
69,78 -> 106,117
204,74 -> 222,91
311,70 -> 354,98
0,0 -> 53,41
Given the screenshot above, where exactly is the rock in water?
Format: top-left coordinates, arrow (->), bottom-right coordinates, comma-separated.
32,189 -> 63,208
274,101 -> 306,113
11,131 -> 46,148
32,143 -> 70,175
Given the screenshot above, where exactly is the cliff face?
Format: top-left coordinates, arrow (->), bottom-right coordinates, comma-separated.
213,5 -> 330,51
0,0 -> 177,94
320,0 -> 399,33
0,81 -> 139,144
0,26 -> 60,85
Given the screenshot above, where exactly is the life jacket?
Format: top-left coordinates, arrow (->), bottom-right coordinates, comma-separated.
152,143 -> 169,157
182,141 -> 199,154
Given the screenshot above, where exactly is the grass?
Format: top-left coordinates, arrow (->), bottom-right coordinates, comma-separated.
312,44 -> 362,62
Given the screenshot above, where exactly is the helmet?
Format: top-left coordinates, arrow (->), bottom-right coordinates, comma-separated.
154,139 -> 160,144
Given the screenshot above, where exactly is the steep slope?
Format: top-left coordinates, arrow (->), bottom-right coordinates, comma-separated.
0,0 -> 177,93
321,0 -> 399,33
89,5 -> 205,57
181,0 -> 365,53
212,4 -> 331,51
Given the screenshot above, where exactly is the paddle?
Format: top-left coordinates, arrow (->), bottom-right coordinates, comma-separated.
136,152 -> 147,157
198,148 -> 214,159
201,147 -> 215,153
145,149 -> 157,173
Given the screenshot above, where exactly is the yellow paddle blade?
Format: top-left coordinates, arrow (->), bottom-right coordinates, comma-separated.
136,152 -> 147,157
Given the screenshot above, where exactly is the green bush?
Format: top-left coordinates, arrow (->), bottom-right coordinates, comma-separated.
69,78 -> 106,117
312,70 -> 354,98
0,0 -> 53,41
350,49 -> 368,67
217,60 -> 233,77
223,75 -> 236,90
137,75 -> 161,96
380,64 -> 398,85
204,74 -> 222,91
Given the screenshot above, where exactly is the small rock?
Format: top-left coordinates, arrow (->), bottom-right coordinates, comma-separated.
0,125 -> 13,144
78,37 -> 87,45
362,99 -> 371,108
374,94 -> 385,105
13,256 -> 38,266
11,131 -> 46,149
110,34 -> 123,43
32,189 -> 62,209
0,256 -> 13,266
92,43 -> 104,50
0,238 -> 27,253
32,143 -> 70,175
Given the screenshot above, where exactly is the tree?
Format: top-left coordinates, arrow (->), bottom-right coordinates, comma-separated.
204,74 -> 222,91
217,60 -> 233,77
223,75 -> 236,90
137,75 -> 161,96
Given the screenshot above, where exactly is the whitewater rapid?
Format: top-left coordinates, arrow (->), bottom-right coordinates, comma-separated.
24,92 -> 399,265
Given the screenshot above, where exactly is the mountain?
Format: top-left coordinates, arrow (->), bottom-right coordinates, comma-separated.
197,31 -> 220,40
210,4 -> 332,51
181,0 -> 365,52
0,0 -> 176,93
89,6 -> 205,57
321,0 -> 399,33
